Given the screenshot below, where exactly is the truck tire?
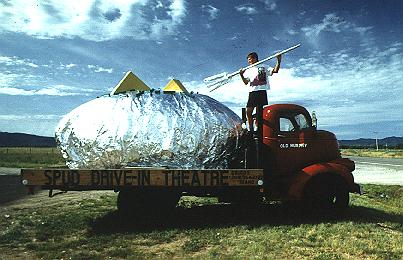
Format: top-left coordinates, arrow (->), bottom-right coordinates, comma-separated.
303,173 -> 349,212
117,189 -> 179,216
117,189 -> 138,215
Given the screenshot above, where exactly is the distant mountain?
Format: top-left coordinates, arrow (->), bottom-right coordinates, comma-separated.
0,132 -> 56,147
339,136 -> 403,148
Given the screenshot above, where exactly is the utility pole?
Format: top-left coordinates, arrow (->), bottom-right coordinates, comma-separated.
373,132 -> 379,151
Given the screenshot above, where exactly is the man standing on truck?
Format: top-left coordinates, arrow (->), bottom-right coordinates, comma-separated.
240,52 -> 281,132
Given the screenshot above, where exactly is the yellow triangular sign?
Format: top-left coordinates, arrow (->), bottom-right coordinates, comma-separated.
110,71 -> 150,95
163,79 -> 188,93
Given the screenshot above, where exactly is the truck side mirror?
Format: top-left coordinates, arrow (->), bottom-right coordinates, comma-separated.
312,111 -> 317,129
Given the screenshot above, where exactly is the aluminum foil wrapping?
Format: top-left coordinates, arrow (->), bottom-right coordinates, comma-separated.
55,92 -> 244,169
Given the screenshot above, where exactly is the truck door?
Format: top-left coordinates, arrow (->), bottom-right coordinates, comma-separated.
294,112 -> 316,165
275,112 -> 314,175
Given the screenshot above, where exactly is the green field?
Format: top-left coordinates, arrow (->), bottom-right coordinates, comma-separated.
0,147 -> 65,168
341,149 -> 403,159
0,185 -> 402,259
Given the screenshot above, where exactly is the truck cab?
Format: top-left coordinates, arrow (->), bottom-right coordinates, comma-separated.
244,104 -> 360,209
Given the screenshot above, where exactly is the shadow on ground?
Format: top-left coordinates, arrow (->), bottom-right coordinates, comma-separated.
0,175 -> 29,204
89,203 -> 403,234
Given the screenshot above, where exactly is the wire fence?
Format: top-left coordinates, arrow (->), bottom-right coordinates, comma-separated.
0,147 -> 60,155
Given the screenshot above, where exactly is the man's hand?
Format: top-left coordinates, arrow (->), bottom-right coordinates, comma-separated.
239,68 -> 248,85
272,54 -> 282,74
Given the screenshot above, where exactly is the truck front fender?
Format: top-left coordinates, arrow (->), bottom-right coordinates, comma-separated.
288,158 -> 359,200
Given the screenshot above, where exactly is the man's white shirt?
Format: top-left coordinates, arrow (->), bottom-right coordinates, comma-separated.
243,65 -> 273,92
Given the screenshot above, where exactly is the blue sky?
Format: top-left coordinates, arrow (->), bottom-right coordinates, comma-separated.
0,0 -> 402,139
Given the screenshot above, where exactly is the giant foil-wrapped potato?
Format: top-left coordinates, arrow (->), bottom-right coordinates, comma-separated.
55,91 -> 243,169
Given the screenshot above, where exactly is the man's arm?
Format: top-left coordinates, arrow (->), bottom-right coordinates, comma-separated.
239,68 -> 249,85
271,54 -> 282,75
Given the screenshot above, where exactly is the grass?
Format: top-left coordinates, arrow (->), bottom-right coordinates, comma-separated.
0,147 -> 65,168
341,148 -> 403,159
0,185 -> 402,259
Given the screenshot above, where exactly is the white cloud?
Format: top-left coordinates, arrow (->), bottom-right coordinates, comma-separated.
0,86 -> 77,96
95,67 -> 113,73
88,65 -> 113,73
168,0 -> 186,21
0,58 -> 113,92
0,70 -> 39,89
57,63 -> 78,70
149,0 -> 187,39
0,114 -> 62,136
0,114 -> 61,120
186,42 -> 403,138
273,47 -> 403,130
302,13 -> 345,37
0,87 -> 34,96
0,84 -> 99,96
65,63 -> 77,69
301,13 -> 373,37
259,0 -> 277,11
0,72 -> 25,87
0,56 -> 39,68
155,1 -> 164,9
287,29 -> 298,35
202,5 -> 219,20
36,87 -> 76,96
235,4 -> 258,15
0,0 -> 187,41
353,26 -> 373,34
183,78 -> 250,119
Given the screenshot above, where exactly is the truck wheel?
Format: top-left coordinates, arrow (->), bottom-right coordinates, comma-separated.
117,189 -> 137,215
303,174 -> 349,212
117,189 -> 179,216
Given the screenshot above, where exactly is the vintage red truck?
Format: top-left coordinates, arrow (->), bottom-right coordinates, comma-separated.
21,103 -> 361,213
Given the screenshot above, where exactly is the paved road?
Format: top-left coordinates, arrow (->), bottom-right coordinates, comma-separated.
0,167 -> 20,175
348,156 -> 403,185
